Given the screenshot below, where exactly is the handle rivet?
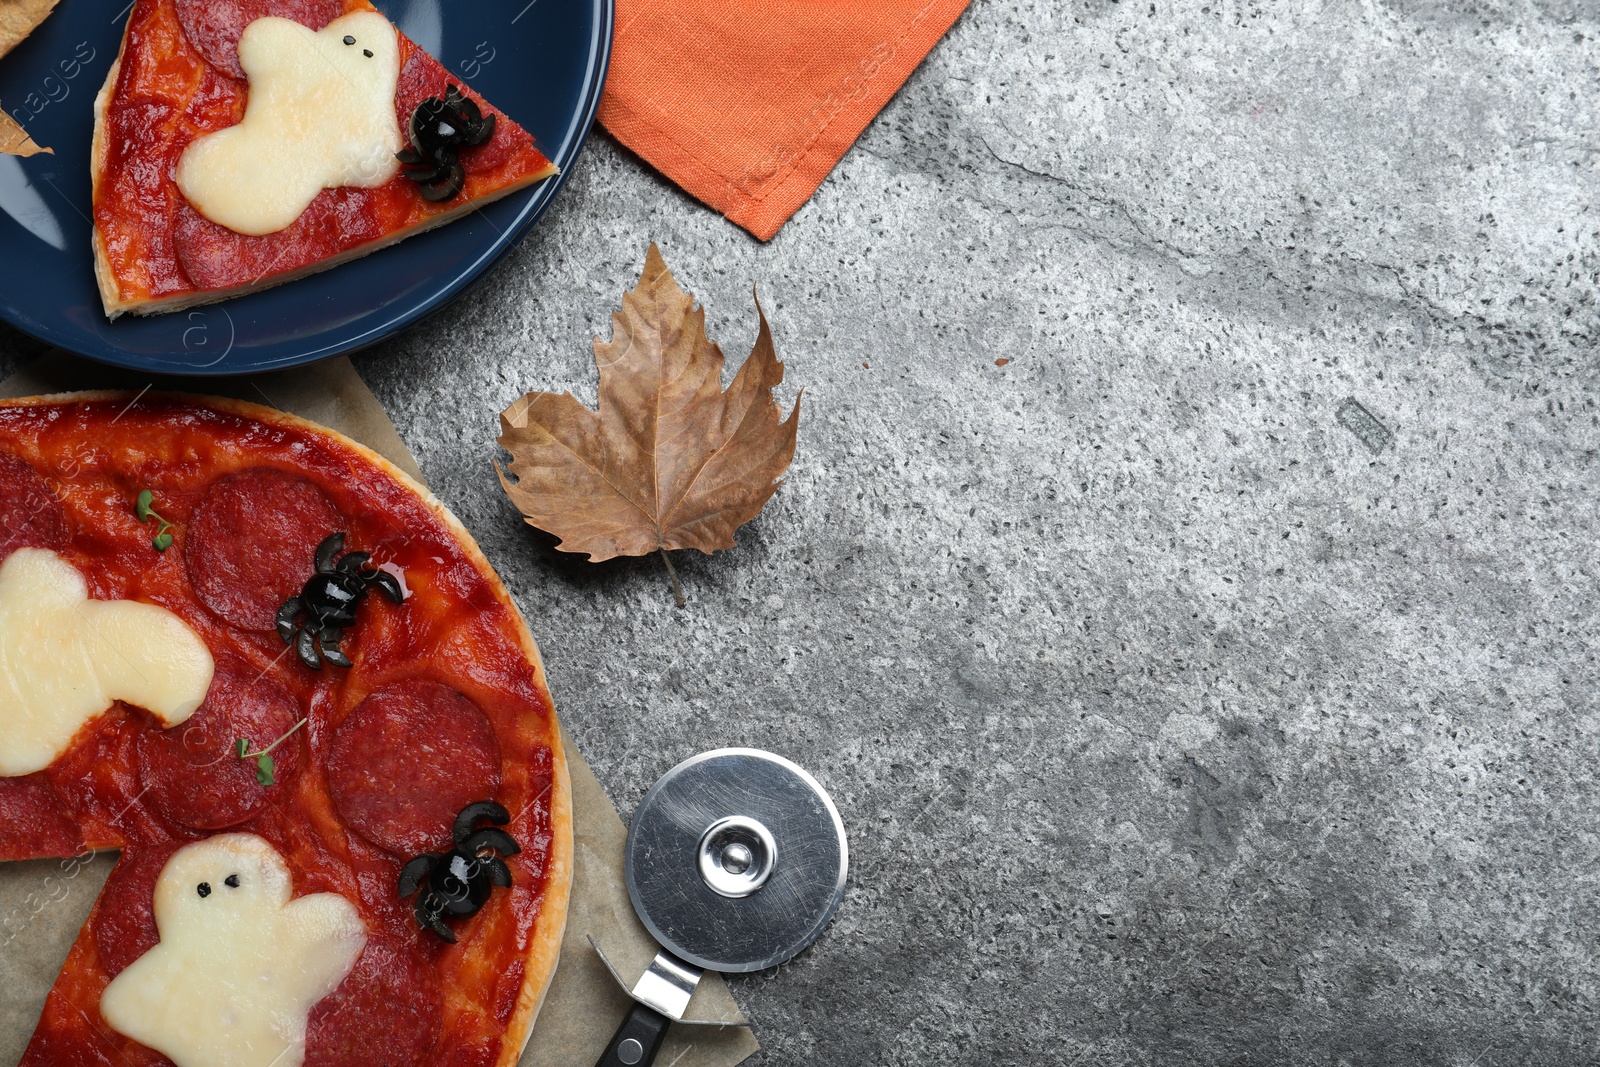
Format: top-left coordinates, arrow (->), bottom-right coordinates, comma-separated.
618,1037 -> 645,1065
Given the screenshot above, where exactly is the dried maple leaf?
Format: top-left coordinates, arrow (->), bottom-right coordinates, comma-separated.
0,0 -> 59,59
0,0 -> 60,157
0,107 -> 48,157
497,243 -> 800,603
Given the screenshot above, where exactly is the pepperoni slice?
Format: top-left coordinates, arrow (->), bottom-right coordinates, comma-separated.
305,937 -> 441,1067
97,98 -> 192,297
17,1025 -> 128,1067
93,842 -> 182,978
138,662 -> 303,831
174,189 -> 383,292
0,774 -> 82,860
0,451 -> 66,562
174,0 -> 342,79
185,467 -> 342,632
327,682 -> 501,855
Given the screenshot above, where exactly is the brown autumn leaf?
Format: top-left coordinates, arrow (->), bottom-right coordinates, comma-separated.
0,0 -> 59,59
0,106 -> 48,156
0,0 -> 60,157
496,243 -> 800,603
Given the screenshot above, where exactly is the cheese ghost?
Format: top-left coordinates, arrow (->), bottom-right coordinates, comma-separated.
176,11 -> 403,236
101,834 -> 367,1067
0,547 -> 214,777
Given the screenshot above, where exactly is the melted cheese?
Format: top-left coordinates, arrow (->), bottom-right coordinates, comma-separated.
101,834 -> 367,1067
0,548 -> 214,777
175,12 -> 402,236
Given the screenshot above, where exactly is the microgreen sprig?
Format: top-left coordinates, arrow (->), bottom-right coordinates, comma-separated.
134,489 -> 175,552
235,717 -> 308,787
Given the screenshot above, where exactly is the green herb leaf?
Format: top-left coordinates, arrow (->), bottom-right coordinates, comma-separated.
234,717 -> 305,788
135,490 -> 178,553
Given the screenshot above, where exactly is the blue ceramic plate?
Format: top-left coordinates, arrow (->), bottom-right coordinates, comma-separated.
0,0 -> 612,375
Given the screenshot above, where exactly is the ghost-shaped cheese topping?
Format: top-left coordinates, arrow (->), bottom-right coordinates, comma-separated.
101,834 -> 367,1067
176,11 -> 403,236
0,547 -> 214,778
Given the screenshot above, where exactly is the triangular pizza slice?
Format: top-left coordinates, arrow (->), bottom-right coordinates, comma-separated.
91,0 -> 558,319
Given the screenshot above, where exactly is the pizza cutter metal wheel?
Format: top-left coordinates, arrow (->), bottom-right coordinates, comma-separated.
595,748 -> 849,1067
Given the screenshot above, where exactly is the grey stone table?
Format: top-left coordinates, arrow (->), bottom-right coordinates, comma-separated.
3,1 -> 1597,1063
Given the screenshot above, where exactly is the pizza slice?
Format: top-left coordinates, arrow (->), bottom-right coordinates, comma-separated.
91,0 -> 559,319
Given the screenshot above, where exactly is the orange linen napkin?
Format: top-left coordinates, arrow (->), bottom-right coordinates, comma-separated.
598,0 -> 972,241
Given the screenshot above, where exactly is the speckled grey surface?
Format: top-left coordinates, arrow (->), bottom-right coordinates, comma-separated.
5,1 -> 1600,1064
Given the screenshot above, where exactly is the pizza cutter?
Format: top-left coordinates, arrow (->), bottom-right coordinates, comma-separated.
594,748 -> 849,1067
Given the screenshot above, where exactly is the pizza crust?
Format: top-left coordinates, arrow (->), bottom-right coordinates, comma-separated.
0,391 -> 573,1067
88,8 -> 559,320
90,43 -> 122,316
92,168 -> 555,319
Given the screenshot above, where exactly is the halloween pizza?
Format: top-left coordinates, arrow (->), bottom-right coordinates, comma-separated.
0,393 -> 572,1067
91,0 -> 559,318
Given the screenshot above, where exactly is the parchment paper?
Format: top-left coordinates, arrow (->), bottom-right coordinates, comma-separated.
0,352 -> 760,1067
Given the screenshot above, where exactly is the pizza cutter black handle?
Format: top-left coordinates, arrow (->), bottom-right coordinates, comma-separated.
595,1003 -> 672,1067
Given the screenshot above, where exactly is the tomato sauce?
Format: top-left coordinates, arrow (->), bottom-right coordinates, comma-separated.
94,0 -> 555,303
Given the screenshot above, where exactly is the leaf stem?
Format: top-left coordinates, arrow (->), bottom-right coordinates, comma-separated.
135,489 -> 176,551
658,546 -> 686,608
238,717 -> 309,759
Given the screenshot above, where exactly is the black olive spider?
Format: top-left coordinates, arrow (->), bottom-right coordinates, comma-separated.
276,532 -> 404,670
398,801 -> 521,942
396,84 -> 497,202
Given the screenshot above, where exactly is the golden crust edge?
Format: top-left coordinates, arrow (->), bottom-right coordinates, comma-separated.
0,390 -> 575,1062
99,164 -> 557,320
502,737 -> 573,1065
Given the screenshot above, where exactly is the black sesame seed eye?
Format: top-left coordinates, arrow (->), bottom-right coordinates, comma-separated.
343,35 -> 356,45
197,882 -> 212,898
363,48 -> 373,57
224,874 -> 240,889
